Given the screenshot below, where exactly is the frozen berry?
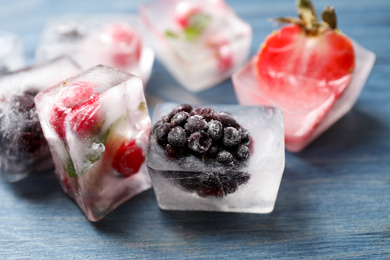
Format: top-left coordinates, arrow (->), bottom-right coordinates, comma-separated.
216,150 -> 233,164
207,145 -> 220,158
154,122 -> 171,142
164,143 -> 178,158
190,106 -> 215,121
50,82 -> 98,140
215,111 -> 237,126
101,24 -> 142,69
167,126 -> 187,147
236,145 -> 250,160
163,104 -> 193,122
69,95 -> 102,137
207,120 -> 223,141
188,131 -> 212,153
112,140 -> 143,177
240,127 -> 250,144
184,116 -> 208,133
223,127 -> 241,147
170,111 -> 189,127
13,92 -> 36,112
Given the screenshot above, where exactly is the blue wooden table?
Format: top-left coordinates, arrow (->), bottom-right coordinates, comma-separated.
1,0 -> 389,258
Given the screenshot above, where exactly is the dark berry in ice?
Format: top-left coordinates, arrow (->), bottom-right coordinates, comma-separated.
170,111 -> 189,127
223,127 -> 241,147
171,170 -> 250,197
207,119 -> 223,141
216,150 -> 233,164
184,116 -> 208,133
163,104 -> 192,122
0,89 -> 47,157
154,122 -> 171,143
236,145 -> 250,160
190,106 -> 215,121
207,145 -> 220,158
153,105 -> 253,198
188,131 -> 212,153
215,111 -> 237,126
240,127 -> 250,144
112,140 -> 143,177
167,126 -> 187,147
165,143 -> 178,158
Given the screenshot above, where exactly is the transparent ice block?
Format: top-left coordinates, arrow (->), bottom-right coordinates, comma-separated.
0,31 -> 24,74
0,57 -> 80,182
35,65 -> 152,221
140,0 -> 252,92
147,103 -> 285,213
233,41 -> 376,152
36,14 -> 154,84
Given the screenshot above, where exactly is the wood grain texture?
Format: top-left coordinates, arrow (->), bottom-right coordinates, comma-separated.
0,0 -> 389,259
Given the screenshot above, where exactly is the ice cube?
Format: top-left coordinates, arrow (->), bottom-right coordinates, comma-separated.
146,103 -> 284,213
140,0 -> 252,92
233,41 -> 376,152
35,65 -> 152,221
36,14 -> 154,84
0,57 -> 80,182
0,31 -> 24,74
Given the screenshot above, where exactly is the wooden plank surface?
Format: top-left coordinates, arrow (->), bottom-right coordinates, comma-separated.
0,0 -> 389,259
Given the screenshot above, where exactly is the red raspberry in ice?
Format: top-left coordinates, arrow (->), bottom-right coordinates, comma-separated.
49,82 -> 99,140
206,36 -> 234,71
101,24 -> 142,69
174,2 -> 201,28
112,140 -> 144,177
68,95 -> 101,137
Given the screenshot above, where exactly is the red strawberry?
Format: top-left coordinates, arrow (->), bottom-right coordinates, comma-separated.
49,82 -> 99,140
255,0 -> 355,146
112,140 -> 144,177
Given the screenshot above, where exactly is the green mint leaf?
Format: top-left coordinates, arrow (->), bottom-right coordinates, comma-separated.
184,27 -> 201,41
165,30 -> 179,38
65,157 -> 77,178
100,128 -> 110,145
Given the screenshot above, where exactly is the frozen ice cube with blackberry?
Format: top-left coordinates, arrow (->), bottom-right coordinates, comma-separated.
36,14 -> 154,84
35,65 -> 151,221
140,0 -> 252,91
0,31 -> 24,74
0,57 -> 80,182
147,103 -> 285,213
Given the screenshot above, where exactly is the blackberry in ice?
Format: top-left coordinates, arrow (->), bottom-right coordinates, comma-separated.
150,104 -> 252,197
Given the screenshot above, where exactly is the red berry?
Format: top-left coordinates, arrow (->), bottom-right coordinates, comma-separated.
49,82 -> 99,140
174,2 -> 201,28
255,2 -> 355,144
101,24 -> 141,69
112,140 -> 144,177
69,95 -> 101,137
